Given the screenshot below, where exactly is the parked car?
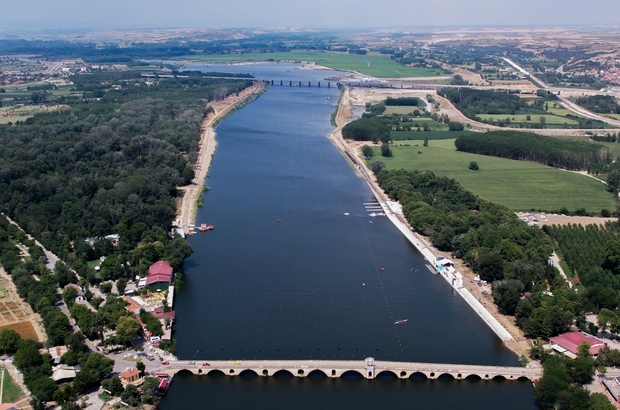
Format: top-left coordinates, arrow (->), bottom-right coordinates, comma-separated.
188,361 -> 195,365
202,362 -> 210,367
162,361 -> 169,365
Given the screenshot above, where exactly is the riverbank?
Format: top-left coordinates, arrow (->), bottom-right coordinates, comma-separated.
328,87 -> 532,359
176,82 -> 266,228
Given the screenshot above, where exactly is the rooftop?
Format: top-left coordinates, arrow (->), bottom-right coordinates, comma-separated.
550,332 -> 606,355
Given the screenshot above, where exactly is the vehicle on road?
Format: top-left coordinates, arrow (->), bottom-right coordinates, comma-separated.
202,362 -> 210,366
188,361 -> 195,365
233,361 -> 241,365
162,361 -> 169,365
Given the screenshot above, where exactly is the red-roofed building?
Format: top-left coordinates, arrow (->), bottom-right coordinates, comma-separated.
120,368 -> 141,384
146,261 -> 174,287
550,332 -> 606,356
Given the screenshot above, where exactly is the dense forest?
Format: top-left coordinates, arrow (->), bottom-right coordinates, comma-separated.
384,97 -> 422,106
575,95 -> 620,114
341,117 -> 391,143
454,131 -> 612,171
0,74 -> 251,280
438,87 -> 526,117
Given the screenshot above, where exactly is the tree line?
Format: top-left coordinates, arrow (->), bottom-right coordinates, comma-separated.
454,131 -> 612,171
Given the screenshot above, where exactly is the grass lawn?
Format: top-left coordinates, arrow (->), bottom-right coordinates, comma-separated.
0,367 -> 26,403
384,106 -> 423,115
392,130 -> 472,141
373,138 -> 615,213
184,51 -> 441,78
476,113 -> 579,127
603,113 -> 620,120
87,260 -> 101,270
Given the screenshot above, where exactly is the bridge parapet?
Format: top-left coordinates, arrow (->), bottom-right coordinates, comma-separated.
156,360 -> 541,382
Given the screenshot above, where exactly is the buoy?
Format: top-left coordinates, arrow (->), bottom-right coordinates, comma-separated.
277,219 -> 281,222
381,267 -> 385,271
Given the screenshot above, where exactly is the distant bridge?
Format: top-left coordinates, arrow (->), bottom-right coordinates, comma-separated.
155,358 -> 541,381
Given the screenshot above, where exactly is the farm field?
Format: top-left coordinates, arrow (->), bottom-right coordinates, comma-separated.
372,138 -> 615,213
0,366 -> 26,403
0,270 -> 44,342
184,51 -> 441,78
391,130 -> 473,140
476,113 -> 580,127
0,104 -> 69,124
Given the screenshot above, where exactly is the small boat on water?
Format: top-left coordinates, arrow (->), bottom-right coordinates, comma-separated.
394,319 -> 408,325
369,212 -> 378,217
344,212 -> 350,216
199,224 -> 214,231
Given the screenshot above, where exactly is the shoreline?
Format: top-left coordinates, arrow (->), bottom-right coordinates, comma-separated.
176,82 -> 266,229
328,87 -> 532,357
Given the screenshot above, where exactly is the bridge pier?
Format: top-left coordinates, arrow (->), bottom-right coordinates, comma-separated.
318,82 -> 321,87
308,81 -> 311,87
328,82 -> 331,88
280,80 -> 283,86
299,81 -> 302,86
289,81 -> 292,86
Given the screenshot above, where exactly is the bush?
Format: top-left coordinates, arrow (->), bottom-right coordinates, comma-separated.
468,161 -> 479,170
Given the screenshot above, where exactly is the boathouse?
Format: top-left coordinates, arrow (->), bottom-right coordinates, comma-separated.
550,332 -> 606,357
146,261 -> 174,288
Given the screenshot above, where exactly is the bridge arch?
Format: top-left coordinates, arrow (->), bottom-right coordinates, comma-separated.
176,369 -> 195,376
307,369 -> 328,378
464,374 -> 482,381
376,370 -> 398,379
273,369 -> 294,378
205,369 -> 225,377
408,371 -> 428,380
239,369 -> 259,377
341,370 -> 364,379
437,373 -> 455,380
492,375 -> 507,381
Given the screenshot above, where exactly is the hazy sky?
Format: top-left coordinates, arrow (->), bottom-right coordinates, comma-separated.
2,0 -> 619,30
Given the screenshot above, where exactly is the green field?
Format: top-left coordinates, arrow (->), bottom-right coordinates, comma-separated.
392,130 -> 474,141
477,113 -> 580,127
0,367 -> 25,403
604,113 -> 620,120
548,133 -> 620,158
373,139 -> 615,212
184,51 -> 441,78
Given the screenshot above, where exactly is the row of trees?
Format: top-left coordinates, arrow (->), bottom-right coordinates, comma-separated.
342,117 -> 391,144
454,131 -> 612,171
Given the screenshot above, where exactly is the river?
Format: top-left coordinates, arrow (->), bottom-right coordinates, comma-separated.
158,63 -> 538,409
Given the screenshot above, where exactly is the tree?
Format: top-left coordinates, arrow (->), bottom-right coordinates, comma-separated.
136,361 -> 145,373
423,137 -> 428,147
101,375 -> 124,396
492,280 -> 524,315
361,145 -> 373,158
116,278 -> 127,295
370,161 -> 386,174
140,376 -> 160,394
99,282 -> 113,294
607,170 -> 620,192
121,384 -> 141,407
539,116 -> 547,128
62,286 -> 79,308
380,143 -> 392,157
0,328 -> 22,354
468,161 -> 479,170
116,316 -> 141,344
591,392 -> 616,410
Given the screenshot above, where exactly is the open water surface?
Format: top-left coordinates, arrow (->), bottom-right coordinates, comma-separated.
159,63 -> 538,409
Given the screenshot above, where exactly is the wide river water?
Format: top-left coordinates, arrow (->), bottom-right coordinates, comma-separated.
159,63 -> 538,409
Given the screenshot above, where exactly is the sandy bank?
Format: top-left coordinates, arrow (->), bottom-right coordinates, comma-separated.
176,82 -> 266,228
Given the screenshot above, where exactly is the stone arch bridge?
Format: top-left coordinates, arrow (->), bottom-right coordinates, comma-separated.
156,359 -> 541,381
